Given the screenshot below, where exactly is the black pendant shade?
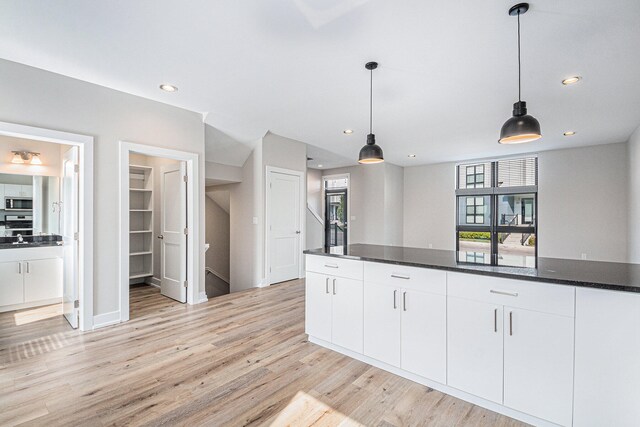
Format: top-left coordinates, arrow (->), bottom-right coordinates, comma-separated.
359,133 -> 384,164
358,61 -> 384,164
499,3 -> 541,145
499,101 -> 541,144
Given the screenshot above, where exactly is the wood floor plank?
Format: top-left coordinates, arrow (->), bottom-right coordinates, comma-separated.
0,280 -> 529,427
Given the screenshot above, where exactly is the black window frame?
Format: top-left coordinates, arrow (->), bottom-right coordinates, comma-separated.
455,158 -> 538,267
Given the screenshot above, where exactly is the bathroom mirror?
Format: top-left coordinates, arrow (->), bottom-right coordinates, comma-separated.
0,173 -> 60,237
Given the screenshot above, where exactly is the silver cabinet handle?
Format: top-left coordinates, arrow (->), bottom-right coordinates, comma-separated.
391,274 -> 410,280
490,289 -> 518,297
325,277 -> 329,294
26,262 -> 29,274
18,262 -> 21,274
494,308 -> 498,333
509,311 -> 513,336
332,278 -> 336,295
393,289 -> 397,309
324,263 -> 338,269
403,291 -> 407,311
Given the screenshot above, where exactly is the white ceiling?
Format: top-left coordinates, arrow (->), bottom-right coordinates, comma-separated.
1,0 -> 639,166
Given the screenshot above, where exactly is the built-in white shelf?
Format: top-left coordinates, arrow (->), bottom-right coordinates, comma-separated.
129,164 -> 154,284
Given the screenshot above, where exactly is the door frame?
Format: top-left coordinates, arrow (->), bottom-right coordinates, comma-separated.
119,141 -> 202,323
321,173 -> 351,249
0,120 -> 94,331
324,188 -> 348,252
265,166 -> 305,286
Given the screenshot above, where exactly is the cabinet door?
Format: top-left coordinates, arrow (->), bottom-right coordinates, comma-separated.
503,307 -> 574,426
4,184 -> 21,197
448,297 -> 503,403
305,272 -> 332,342
364,282 -> 401,366
0,261 -> 24,306
21,185 -> 33,197
331,277 -> 363,353
401,290 -> 446,384
24,258 -> 63,302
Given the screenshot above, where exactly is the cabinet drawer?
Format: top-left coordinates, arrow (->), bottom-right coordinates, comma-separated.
448,272 -> 575,317
364,262 -> 446,295
306,255 -> 363,280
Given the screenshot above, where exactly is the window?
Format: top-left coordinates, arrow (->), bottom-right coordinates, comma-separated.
456,157 -> 538,267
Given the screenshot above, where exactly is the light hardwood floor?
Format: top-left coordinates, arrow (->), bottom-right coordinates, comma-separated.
0,281 -> 528,427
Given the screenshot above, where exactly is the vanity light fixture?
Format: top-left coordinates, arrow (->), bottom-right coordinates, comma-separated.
562,76 -> 581,86
358,61 -> 384,164
159,83 -> 178,92
563,131 -> 576,136
499,3 -> 542,145
11,151 -> 42,165
408,154 -> 416,158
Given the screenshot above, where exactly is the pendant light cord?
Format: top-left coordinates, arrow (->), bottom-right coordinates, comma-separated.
517,10 -> 521,102
369,67 -> 373,134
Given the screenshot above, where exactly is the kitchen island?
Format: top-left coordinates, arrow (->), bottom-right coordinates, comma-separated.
304,244 -> 640,427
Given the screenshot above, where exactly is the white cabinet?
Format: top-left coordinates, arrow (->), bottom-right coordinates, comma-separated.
4,184 -> 32,197
305,272 -> 332,342
503,307 -> 574,427
447,272 -> 575,426
364,281 -> 401,366
363,263 -> 447,383
24,258 -> 63,302
401,289 -> 447,384
0,261 -> 24,306
305,270 -> 363,353
574,288 -> 640,427
0,184 -> 4,201
448,297 -> 504,403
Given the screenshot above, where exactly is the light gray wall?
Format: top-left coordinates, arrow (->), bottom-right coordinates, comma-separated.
0,59 -> 206,316
306,168 -> 323,250
629,126 -> 640,263
538,143 -> 628,262
205,195 -> 230,281
322,163 -> 402,246
403,162 -> 456,250
402,143 -> 629,262
262,131 -> 307,172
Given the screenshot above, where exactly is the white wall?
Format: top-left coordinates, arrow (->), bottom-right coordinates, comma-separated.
0,134 -> 65,177
0,59 -> 206,317
403,143 -> 629,262
384,163 -> 404,246
628,125 -> 640,263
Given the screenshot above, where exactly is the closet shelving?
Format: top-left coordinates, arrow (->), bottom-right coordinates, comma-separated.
129,165 -> 154,282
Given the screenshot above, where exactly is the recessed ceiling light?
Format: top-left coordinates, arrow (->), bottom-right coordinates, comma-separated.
317,164 -> 323,168
408,154 -> 416,158
343,129 -> 353,135
159,84 -> 178,92
563,131 -> 576,136
562,76 -> 581,85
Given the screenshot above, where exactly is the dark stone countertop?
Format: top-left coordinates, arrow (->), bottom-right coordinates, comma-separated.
304,244 -> 640,293
0,235 -> 63,250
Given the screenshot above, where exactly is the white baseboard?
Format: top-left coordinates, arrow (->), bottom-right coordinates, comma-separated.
197,291 -> 208,304
93,311 -> 121,329
308,337 -> 559,427
146,277 -> 161,288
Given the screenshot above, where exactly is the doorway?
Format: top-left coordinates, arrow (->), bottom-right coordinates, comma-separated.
322,174 -> 350,255
0,121 -> 93,331
119,142 -> 202,324
266,166 -> 304,285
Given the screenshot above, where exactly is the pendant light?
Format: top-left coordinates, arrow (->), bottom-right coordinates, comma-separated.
499,3 -> 541,144
359,61 -> 384,164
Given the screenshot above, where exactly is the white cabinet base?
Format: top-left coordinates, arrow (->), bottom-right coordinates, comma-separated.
308,336 -> 561,427
0,297 -> 62,313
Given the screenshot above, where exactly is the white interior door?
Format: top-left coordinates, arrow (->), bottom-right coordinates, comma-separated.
62,146 -> 79,328
160,163 -> 187,302
268,170 -> 301,284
